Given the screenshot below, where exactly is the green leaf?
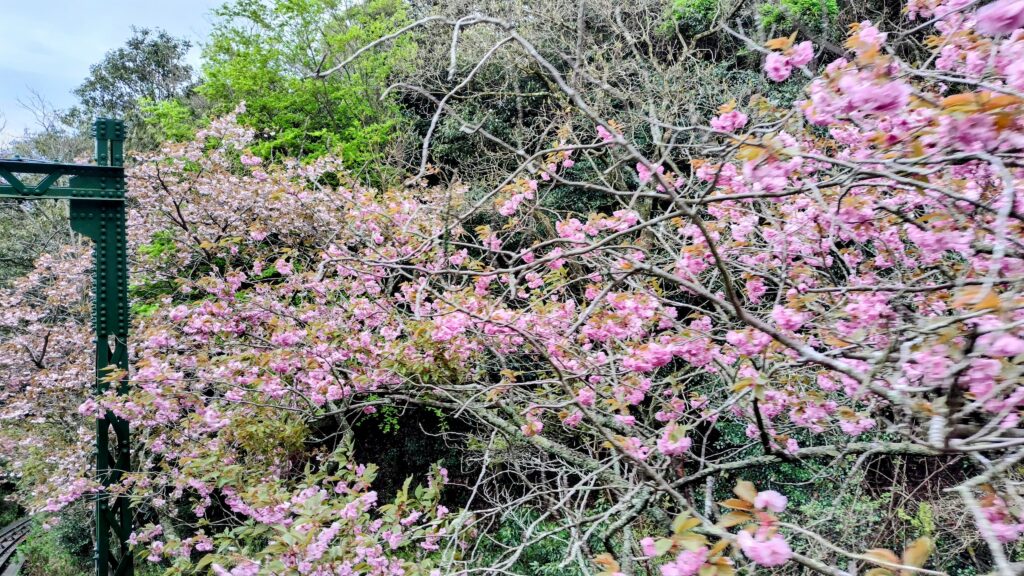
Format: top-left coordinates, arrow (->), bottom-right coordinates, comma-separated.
654,538 -> 674,556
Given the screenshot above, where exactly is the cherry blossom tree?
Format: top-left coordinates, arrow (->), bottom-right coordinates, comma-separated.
3,0 -> 1024,574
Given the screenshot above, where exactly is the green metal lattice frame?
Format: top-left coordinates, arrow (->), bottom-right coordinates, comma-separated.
0,119 -> 132,576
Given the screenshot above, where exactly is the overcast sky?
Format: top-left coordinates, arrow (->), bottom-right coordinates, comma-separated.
0,0 -> 223,143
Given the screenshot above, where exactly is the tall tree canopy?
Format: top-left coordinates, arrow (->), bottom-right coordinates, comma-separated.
200,0 -> 415,177
72,27 -> 195,122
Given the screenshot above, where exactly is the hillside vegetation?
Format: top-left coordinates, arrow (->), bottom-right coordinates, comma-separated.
3,0 -> 1024,575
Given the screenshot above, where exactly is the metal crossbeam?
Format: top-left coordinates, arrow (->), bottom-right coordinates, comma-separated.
0,160 -> 125,200
0,118 -> 133,576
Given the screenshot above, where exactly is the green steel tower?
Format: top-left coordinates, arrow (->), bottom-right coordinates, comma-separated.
0,119 -> 133,576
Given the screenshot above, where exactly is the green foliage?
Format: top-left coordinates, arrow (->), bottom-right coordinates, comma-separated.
132,230 -> 182,305
18,507 -> 92,576
0,507 -> 15,528
541,182 -> 618,213
0,201 -> 73,286
199,0 -> 415,176
0,485 -> 18,527
671,0 -> 838,38
138,98 -> 202,143
897,502 -> 936,537
73,27 -> 194,118
363,396 -> 403,434
131,301 -> 161,317
136,230 -> 177,260
67,27 -> 196,151
227,409 -> 310,460
670,0 -> 725,36
758,0 -> 839,32
476,509 -> 585,575
794,490 -> 889,553
353,407 -> 462,501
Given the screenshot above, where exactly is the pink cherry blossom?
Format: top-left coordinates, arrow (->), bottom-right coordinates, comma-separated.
656,423 -> 693,456
789,41 -> 814,67
710,110 -> 749,132
726,329 -> 773,356
641,536 -> 658,557
771,306 -> 807,332
851,21 -> 887,53
765,51 -> 793,82
659,547 -> 708,576
240,154 -> 262,166
637,162 -> 664,184
977,0 -> 1024,35
736,529 -> 793,567
577,386 -> 596,407
753,490 -> 788,512
4,8 -> 1024,574
985,333 -> 1024,357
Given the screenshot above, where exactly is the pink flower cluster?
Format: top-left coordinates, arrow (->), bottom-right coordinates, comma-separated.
656,422 -> 693,456
736,529 -> 793,567
659,547 -> 708,576
976,0 -> 1024,35
764,41 -> 814,82
497,179 -> 537,216
710,110 -> 749,132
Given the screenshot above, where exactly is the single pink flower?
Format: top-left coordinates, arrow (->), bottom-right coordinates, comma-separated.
521,418 -> 543,436
838,417 -> 876,436
657,423 -> 693,456
771,305 -> 807,332
753,489 -> 788,513
737,530 -> 793,567
563,411 -> 583,427
641,536 -> 658,557
577,386 -> 596,407
274,258 -> 293,276
789,41 -> 814,67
